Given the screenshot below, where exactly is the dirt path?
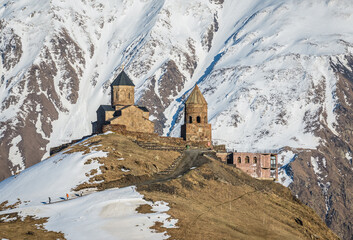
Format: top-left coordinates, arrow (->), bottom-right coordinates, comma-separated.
137,149 -> 210,186
44,150 -> 209,205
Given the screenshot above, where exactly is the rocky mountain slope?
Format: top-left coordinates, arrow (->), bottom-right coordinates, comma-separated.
1,0 -> 353,238
0,133 -> 339,239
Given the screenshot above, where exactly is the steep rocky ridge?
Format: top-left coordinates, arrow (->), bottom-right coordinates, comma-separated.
279,56 -> 353,239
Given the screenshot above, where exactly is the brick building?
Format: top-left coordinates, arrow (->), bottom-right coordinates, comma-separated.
94,71 -> 154,134
181,85 -> 212,145
217,152 -> 278,180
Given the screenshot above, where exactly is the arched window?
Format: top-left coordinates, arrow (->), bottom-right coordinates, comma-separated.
238,157 -> 241,163
189,116 -> 193,123
245,156 -> 250,163
271,155 -> 276,169
254,157 -> 257,164
128,92 -> 131,99
197,116 -> 201,123
120,90 -> 125,99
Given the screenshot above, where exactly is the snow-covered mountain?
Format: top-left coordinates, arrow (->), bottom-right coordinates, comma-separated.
1,0 -> 353,238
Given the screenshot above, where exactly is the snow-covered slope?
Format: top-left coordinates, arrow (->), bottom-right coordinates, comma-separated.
1,0 -> 353,238
0,139 -> 176,239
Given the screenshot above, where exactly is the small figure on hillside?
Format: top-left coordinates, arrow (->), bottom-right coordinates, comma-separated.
48,197 -> 51,204
66,193 -> 69,200
80,192 -> 83,197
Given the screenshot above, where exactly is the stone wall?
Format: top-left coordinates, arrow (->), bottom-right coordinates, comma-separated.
213,144 -> 226,152
95,108 -> 105,133
95,108 -> 115,133
49,134 -> 93,155
184,103 -> 208,124
102,124 -> 128,134
111,85 -> 134,106
102,124 -> 185,146
181,123 -> 212,142
102,124 -> 213,149
216,152 -> 229,163
110,106 -> 154,133
105,111 -> 115,121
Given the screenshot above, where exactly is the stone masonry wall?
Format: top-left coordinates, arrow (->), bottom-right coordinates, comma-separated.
184,103 -> 208,124
181,123 -> 212,142
111,85 -> 134,106
110,106 -> 154,133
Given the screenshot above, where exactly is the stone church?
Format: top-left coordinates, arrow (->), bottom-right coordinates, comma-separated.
181,85 -> 212,144
94,71 -> 154,133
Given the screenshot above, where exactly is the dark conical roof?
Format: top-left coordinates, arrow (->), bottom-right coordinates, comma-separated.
111,70 -> 135,86
186,85 -> 207,104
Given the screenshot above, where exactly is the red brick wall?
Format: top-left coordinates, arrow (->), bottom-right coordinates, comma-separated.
224,152 -> 278,179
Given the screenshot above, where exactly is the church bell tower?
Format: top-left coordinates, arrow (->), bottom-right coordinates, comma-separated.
181,85 -> 212,143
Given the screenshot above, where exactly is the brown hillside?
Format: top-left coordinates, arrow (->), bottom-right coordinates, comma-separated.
71,133 -> 339,240
138,154 -> 339,240
0,133 -> 340,239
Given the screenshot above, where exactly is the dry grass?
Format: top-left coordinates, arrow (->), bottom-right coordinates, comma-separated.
0,213 -> 65,240
0,200 -> 21,211
64,133 -> 181,191
136,204 -> 154,214
138,159 -> 339,240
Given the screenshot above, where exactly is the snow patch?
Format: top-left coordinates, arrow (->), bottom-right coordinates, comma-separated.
0,215 -> 17,223
103,131 -> 114,135
278,150 -> 295,187
346,152 -> 352,164
8,135 -> 24,175
0,150 -> 107,206
4,186 -> 177,240
322,158 -> 327,168
311,156 -> 322,175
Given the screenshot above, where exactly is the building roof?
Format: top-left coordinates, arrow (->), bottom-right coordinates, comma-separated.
185,85 -> 207,104
111,70 -> 135,87
98,105 -> 115,111
137,106 -> 149,112
118,105 -> 149,112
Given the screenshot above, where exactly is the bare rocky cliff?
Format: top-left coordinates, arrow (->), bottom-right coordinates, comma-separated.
279,56 -> 353,239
